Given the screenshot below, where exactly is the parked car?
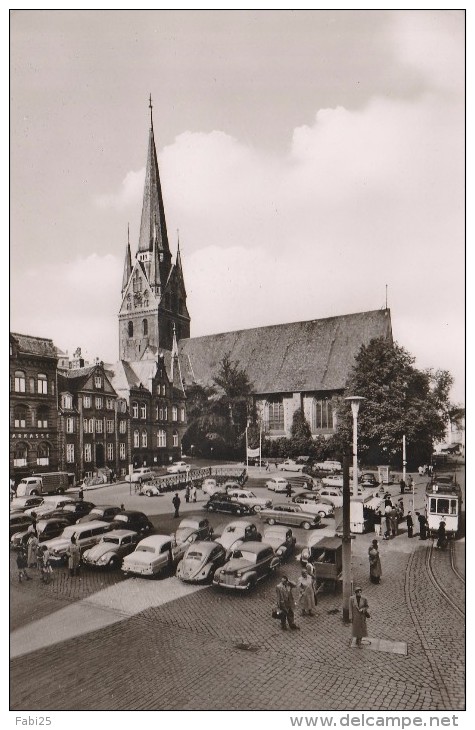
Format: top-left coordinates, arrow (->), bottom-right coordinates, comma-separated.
122,534 -> 187,577
321,474 -> 344,488
76,505 -> 123,523
215,521 -> 262,553
108,511 -> 154,536
262,526 -> 296,562
213,542 -> 280,591
204,493 -> 253,517
258,503 -> 321,530
222,480 -> 243,491
266,476 -> 290,493
315,460 -> 342,472
166,461 -> 189,474
359,473 -> 380,488
24,496 -> 75,518
246,457 -> 268,467
315,487 -> 343,507
174,518 -> 213,546
140,483 -> 164,497
43,520 -> 113,564
201,478 -> 221,496
226,488 -> 272,513
11,517 -> 71,549
292,493 -> 335,517
9,513 -> 34,539
10,496 -> 45,513
176,540 -> 227,583
129,468 -> 155,485
82,530 -> 139,569
277,459 -> 304,472
41,500 -> 96,523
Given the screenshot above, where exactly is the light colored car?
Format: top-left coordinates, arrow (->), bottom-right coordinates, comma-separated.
266,476 -> 290,493
315,460 -> 342,472
292,493 -> 335,517
316,487 -> 343,507
166,461 -> 189,474
82,530 -> 139,569
258,503 -> 321,530
129,468 -> 155,485
24,496 -> 75,517
140,482 -> 163,497
174,518 -> 213,545
10,496 -> 45,513
43,520 -> 112,564
176,540 -> 227,583
122,534 -> 188,577
11,517 -> 70,549
215,521 -> 261,553
262,526 -> 296,562
227,488 -> 272,512
201,478 -> 221,496
213,542 -> 280,591
277,459 -> 304,472
321,474 -> 344,488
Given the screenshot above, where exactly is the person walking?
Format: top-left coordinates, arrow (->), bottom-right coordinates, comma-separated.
185,485 -> 190,504
27,532 -> 39,568
16,547 -> 31,582
78,486 -> 84,501
286,483 -> 292,499
297,569 -> 316,616
368,540 -> 382,584
39,545 -> 52,583
399,478 -> 406,495
389,506 -> 398,537
417,512 -> 427,540
349,587 -> 369,647
374,509 -> 382,537
406,511 -> 414,538
67,536 -> 81,577
172,492 -> 181,518
437,520 -> 447,549
190,485 -> 197,503
275,575 -> 300,630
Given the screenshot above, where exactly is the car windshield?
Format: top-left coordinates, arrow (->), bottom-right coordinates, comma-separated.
136,545 -> 156,553
60,526 -> 78,539
102,537 -> 120,545
235,550 -> 258,563
114,515 -> 127,522
89,509 -> 104,516
186,551 -> 203,560
176,528 -> 192,541
62,504 -> 78,512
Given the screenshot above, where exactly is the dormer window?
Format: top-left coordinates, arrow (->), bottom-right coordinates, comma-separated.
95,375 -> 102,388
63,394 -> 73,409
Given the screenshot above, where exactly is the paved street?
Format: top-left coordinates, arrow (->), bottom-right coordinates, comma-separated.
10,470 -> 465,711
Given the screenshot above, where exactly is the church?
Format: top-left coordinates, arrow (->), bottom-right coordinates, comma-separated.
112,102 -> 393,449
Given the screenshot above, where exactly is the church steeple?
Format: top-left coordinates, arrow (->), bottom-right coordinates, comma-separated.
121,225 -> 132,294
137,95 -> 172,290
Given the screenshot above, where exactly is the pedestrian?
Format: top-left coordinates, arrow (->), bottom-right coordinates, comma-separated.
172,492 -> 181,518
16,547 -> 31,582
437,520 -> 447,549
78,486 -> 84,501
428,464 -> 434,477
399,478 -> 406,495
374,509 -> 382,537
305,561 -> 318,602
406,511 -> 414,538
120,504 -> 125,510
275,575 -> 300,630
349,587 -> 370,647
10,476 -> 15,500
185,485 -> 190,503
418,465 -> 424,476
274,462 -> 278,470
40,545 -> 52,583
384,504 -> 392,539
266,462 -> 270,472
27,532 -> 39,568
417,512 -> 427,540
286,483 -> 292,499
67,536 -> 81,577
297,568 -> 316,616
368,540 -> 382,584
406,474 -> 413,490
389,506 -> 398,537
190,485 -> 197,503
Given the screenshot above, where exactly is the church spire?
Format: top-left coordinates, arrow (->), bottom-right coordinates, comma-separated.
137,95 -> 171,287
121,224 -> 132,293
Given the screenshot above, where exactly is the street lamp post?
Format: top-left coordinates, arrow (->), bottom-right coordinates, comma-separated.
343,396 -> 365,623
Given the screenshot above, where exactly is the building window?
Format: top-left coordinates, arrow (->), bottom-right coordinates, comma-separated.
141,430 -> 148,448
132,401 -> 138,419
63,394 -> 72,409
173,431 -> 179,447
107,420 -> 114,433
37,407 -> 49,429
29,377 -> 35,393
172,406 -> 178,422
96,419 -> 103,434
84,418 -> 94,434
14,406 -> 27,428
180,407 -> 185,422
157,429 -> 166,447
95,396 -> 103,409
159,408 -> 163,421
84,443 -> 92,462
83,396 -> 91,409
140,403 -> 147,419
14,370 -> 26,392
107,443 -> 114,461
14,443 -> 28,467
66,417 -> 74,434
37,442 -> 50,466
128,321 -> 134,337
106,398 -> 114,410
37,374 -> 48,394
94,375 -> 102,388
119,443 -> 126,460
312,399 -> 334,430
162,384 -> 166,396
164,406 -> 168,421
118,399 -> 126,413
133,429 -> 140,448
119,420 -> 127,434
267,398 -> 284,431
66,443 -> 75,463
142,319 -> 148,336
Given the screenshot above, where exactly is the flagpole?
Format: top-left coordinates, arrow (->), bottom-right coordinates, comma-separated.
259,423 -> 262,469
246,426 -> 249,474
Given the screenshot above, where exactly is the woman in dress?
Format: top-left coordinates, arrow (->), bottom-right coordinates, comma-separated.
368,539 -> 382,584
297,568 -> 316,616
350,587 -> 369,647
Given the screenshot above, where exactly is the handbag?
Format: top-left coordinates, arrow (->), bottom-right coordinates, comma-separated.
272,608 -> 285,620
364,609 -> 371,618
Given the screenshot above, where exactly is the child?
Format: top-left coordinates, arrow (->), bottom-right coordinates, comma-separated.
16,548 -> 31,582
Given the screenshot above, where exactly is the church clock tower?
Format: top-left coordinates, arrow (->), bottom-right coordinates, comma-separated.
118,98 -> 191,361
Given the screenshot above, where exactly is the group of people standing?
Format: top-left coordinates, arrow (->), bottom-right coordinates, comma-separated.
275,564 -> 319,630
16,530 -> 53,584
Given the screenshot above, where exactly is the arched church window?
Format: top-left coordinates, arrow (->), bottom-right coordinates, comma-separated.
312,398 -> 334,431
128,321 -> 134,338
266,398 -> 284,432
142,319 -> 148,336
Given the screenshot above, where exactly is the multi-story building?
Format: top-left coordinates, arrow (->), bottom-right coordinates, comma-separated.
10,333 -> 60,482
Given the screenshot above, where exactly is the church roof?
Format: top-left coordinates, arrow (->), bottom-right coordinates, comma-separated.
10,332 -> 58,360
138,123 -> 169,257
178,309 -> 392,394
58,366 -> 97,392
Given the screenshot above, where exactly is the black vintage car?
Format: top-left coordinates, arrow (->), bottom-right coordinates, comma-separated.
10,517 -> 71,548
108,510 -> 154,536
204,493 -> 253,517
9,513 -> 33,539
40,501 -> 96,524
76,505 -> 123,524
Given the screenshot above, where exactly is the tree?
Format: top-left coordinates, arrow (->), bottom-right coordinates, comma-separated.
212,352 -> 253,447
288,408 -> 313,458
335,337 -> 450,467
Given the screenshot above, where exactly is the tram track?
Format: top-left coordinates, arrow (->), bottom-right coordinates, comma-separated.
425,541 -> 465,620
449,539 -> 465,584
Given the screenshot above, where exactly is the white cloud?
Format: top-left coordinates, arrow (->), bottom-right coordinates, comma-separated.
95,168 -> 145,210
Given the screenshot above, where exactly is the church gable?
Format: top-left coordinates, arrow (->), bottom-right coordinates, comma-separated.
119,263 -> 157,317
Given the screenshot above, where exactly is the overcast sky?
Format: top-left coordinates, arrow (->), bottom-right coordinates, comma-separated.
9,9 -> 465,403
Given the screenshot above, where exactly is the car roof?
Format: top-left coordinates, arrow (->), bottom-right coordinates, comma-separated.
186,540 -> 222,554
76,520 -> 110,529
114,511 -> 147,518
137,534 -> 170,547
264,526 -> 290,536
234,541 -> 272,553
102,529 -> 137,538
177,519 -> 206,529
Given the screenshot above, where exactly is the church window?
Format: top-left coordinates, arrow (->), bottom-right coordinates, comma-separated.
37,442 -> 50,466
157,429 -> 166,448
173,431 -> 179,447
312,399 -> 334,431
142,319 -> 148,336
14,443 -> 28,467
133,429 -> 140,448
14,370 -> 26,392
132,402 -> 138,419
37,374 -> 48,394
141,430 -> 148,448
267,398 -> 284,432
37,407 -> 49,428
14,405 -> 27,428
128,321 -> 134,338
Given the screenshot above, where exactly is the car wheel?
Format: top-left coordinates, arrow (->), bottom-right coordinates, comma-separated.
109,556 -> 119,569
301,521 -> 312,530
235,509 -> 242,516
253,505 -> 262,513
318,511 -> 326,518
146,490 -> 153,497
246,577 -> 257,591
31,490 -> 39,496
208,504 -> 215,512
267,518 -> 276,525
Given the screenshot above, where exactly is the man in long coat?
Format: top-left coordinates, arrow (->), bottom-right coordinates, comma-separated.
349,587 -> 369,647
275,575 -> 300,630
67,536 -> 81,577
